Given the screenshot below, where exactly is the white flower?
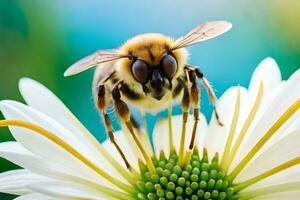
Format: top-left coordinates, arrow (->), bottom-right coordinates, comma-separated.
0,57 -> 300,200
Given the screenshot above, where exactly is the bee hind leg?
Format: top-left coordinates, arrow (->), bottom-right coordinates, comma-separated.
97,85 -> 132,170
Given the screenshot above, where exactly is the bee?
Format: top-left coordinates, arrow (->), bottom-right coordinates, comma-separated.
65,21 -> 232,170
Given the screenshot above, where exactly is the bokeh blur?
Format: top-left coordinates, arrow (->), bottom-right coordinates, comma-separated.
0,0 -> 300,199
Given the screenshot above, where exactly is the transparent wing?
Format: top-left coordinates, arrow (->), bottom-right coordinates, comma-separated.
171,21 -> 232,51
64,50 -> 127,76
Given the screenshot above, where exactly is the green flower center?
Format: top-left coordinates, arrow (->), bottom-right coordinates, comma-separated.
136,149 -> 238,200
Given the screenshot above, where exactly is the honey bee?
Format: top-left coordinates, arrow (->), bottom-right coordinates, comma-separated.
65,21 -> 232,170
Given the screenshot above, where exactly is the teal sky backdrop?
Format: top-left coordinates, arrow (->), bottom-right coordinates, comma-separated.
0,0 -> 300,199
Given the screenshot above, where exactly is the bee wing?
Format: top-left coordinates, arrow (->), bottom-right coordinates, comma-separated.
64,50 -> 127,76
171,21 -> 232,51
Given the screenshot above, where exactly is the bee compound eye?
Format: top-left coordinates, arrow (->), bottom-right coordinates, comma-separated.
161,54 -> 177,79
132,59 -> 149,84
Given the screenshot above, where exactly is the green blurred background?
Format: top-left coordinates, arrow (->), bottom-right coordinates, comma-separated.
0,0 -> 299,199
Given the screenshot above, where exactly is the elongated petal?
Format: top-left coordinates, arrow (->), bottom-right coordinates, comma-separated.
249,57 -> 281,96
0,100 -> 124,181
0,169 -> 42,195
230,68 -> 300,172
18,78 -> 94,146
252,191 -> 300,200
204,86 -> 249,159
101,130 -> 141,170
14,193 -> 54,200
235,129 -> 300,185
0,100 -> 100,164
27,181 -> 108,200
0,142 -> 109,189
18,78 -> 127,180
236,129 -> 300,183
0,110 -> 114,188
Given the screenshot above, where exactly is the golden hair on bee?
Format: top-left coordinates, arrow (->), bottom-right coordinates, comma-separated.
65,21 -> 232,171
117,33 -> 188,86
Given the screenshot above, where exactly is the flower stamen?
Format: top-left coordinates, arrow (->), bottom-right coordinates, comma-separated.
168,103 -> 175,151
141,111 -> 154,155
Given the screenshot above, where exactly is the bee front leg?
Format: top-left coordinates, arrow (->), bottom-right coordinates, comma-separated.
97,85 -> 132,170
112,84 -> 156,174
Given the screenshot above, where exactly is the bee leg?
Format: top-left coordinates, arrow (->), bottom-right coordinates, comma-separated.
178,70 -> 201,165
178,84 -> 190,166
188,71 -> 201,151
112,85 -> 156,174
97,85 -> 132,170
186,65 -> 223,126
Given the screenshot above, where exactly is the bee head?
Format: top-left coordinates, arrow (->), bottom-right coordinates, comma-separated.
118,33 -> 188,100
131,54 -> 178,100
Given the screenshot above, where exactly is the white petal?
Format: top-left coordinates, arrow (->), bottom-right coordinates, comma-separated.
230,68 -> 300,172
17,78 -> 129,181
236,129 -> 300,183
0,142 -> 98,186
252,191 -> 300,200
0,100 -> 98,163
0,100 -> 123,181
27,181 -> 107,200
0,107 -> 115,188
0,169 -> 41,195
18,78 -> 94,147
204,86 -> 249,159
101,130 -> 143,170
14,193 -> 54,200
152,114 -> 207,158
249,57 -> 282,95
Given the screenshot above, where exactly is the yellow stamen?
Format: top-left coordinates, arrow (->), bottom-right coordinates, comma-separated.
228,99 -> 300,181
141,111 -> 154,156
238,182 -> 300,200
221,86 -> 240,170
0,120 -> 135,194
225,81 -> 264,173
178,112 -> 188,166
182,150 -> 192,166
168,103 -> 175,151
234,157 -> 300,192
125,122 -> 156,174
